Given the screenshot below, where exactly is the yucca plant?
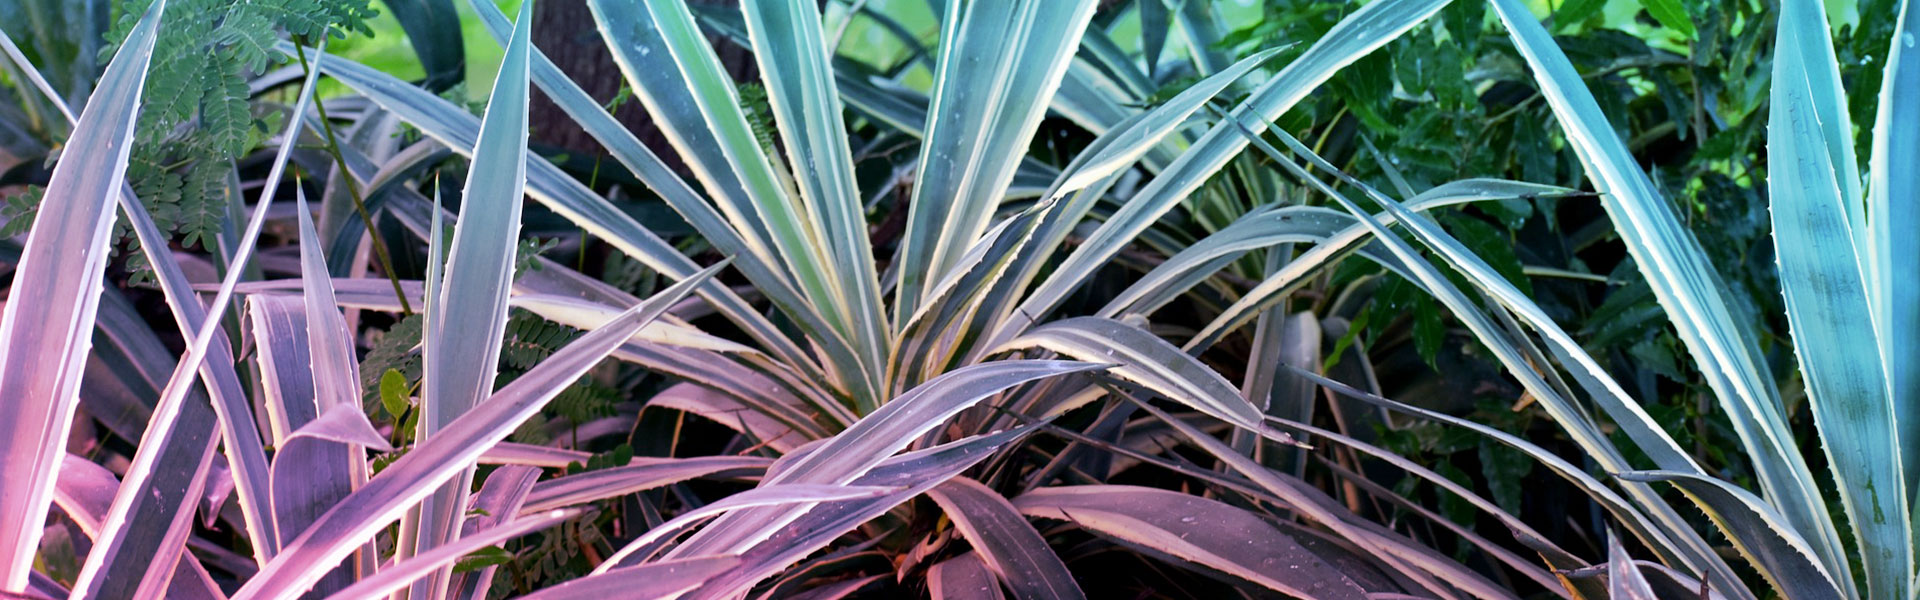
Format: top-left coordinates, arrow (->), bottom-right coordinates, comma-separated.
4,0 -> 1915,597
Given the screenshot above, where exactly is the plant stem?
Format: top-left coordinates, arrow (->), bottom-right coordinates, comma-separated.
294,42 -> 414,315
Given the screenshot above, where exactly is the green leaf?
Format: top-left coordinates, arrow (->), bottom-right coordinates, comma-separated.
451,546 -> 515,574
1554,0 -> 1608,30
380,369 -> 411,419
1641,0 -> 1695,39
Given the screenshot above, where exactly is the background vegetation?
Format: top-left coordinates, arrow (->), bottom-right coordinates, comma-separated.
0,0 -> 1914,598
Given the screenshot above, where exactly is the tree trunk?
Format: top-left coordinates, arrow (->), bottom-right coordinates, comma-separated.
528,0 -> 760,163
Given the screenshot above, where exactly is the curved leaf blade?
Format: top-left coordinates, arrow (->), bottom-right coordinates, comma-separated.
0,1 -> 163,588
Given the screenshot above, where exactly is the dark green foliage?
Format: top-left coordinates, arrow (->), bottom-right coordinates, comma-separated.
0,186 -> 43,238
91,0 -> 375,256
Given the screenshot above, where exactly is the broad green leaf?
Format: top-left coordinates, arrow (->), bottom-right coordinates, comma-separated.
1641,0 -> 1695,38
0,1 -> 161,588
926,477 -> 1084,600
231,262 -> 723,599
894,0 -> 1099,317
1489,0 -> 1847,587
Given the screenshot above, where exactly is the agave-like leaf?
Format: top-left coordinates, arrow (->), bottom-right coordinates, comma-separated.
232,262 -> 722,599
464,0 -> 824,386
480,443 -> 593,469
520,456 -> 772,514
267,186 -> 376,592
250,295 -> 319,440
622,0 -> 876,404
447,465 -> 542,600
925,477 -> 1084,599
893,0 -> 1098,318
1608,532 -> 1660,600
1316,455 -> 1571,596
1487,0 -> 1845,586
1109,180 -> 1566,320
291,44 -> 809,396
1869,0 -> 1920,502
1057,47 -> 1283,196
927,553 -> 1004,600
1223,113 -> 1755,594
405,4 -> 532,593
1615,471 -> 1843,599
1124,398 -> 1506,598
1017,0 -> 1450,326
893,204 -> 1050,391
1269,417 -> 1580,573
647,383 -> 808,453
1292,366 -> 1758,599
684,426 -> 1042,598
76,16 -> 320,600
742,0 -> 888,383
667,361 -> 1105,559
595,484 -> 899,571
0,1 -> 162,588
996,317 -> 1269,434
1012,485 -> 1367,599
296,186 -> 361,426
514,556 -> 742,600
49,455 -> 225,599
321,508 -> 583,600
1766,1 -> 1909,594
